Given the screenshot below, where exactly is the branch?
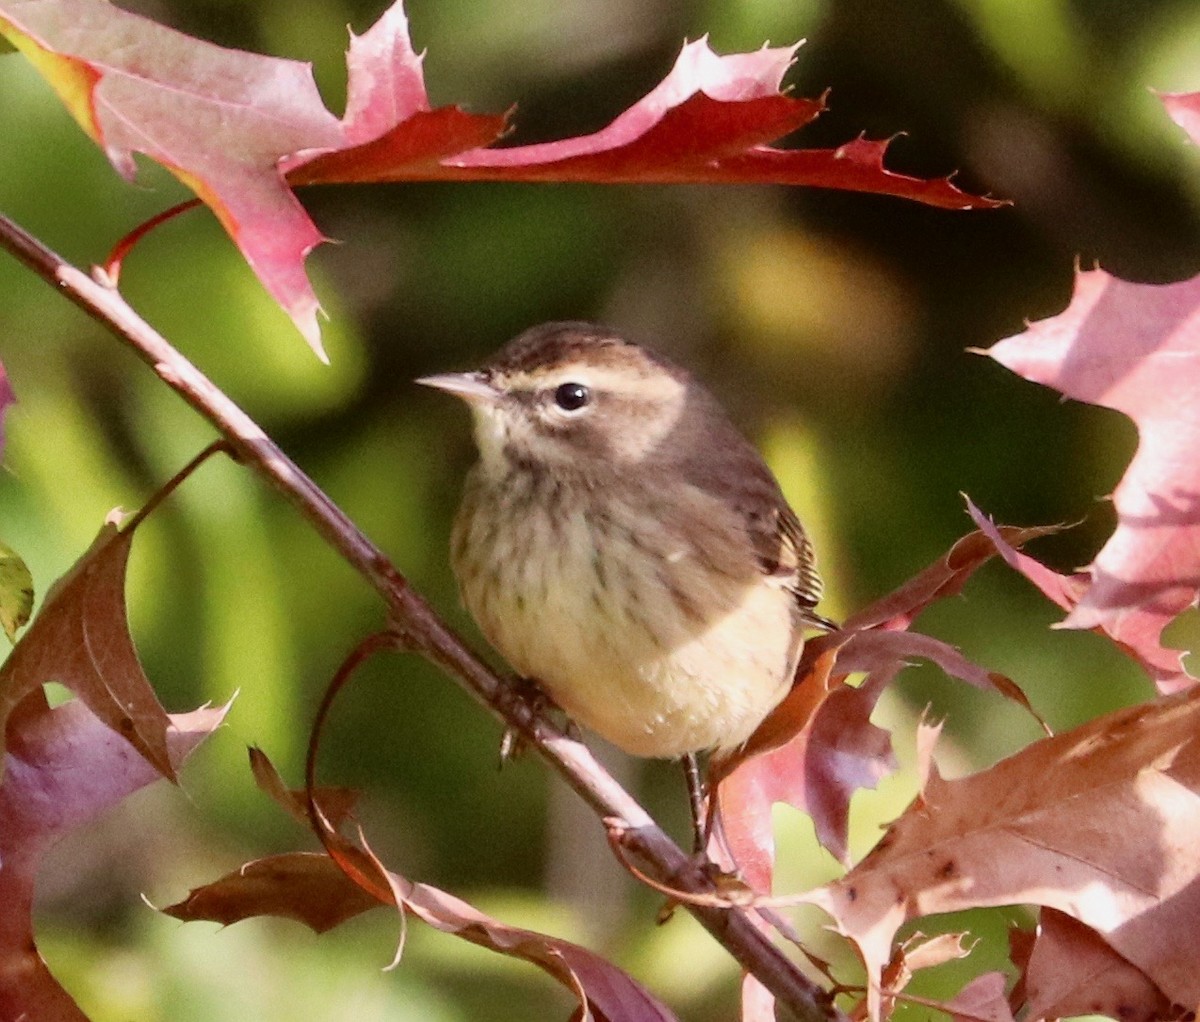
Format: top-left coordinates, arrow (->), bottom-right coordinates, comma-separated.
0,210 -> 845,1022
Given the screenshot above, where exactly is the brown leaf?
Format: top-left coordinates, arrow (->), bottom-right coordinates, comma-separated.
0,694 -> 227,1021
1004,923 -> 1036,1012
1023,909 -> 1180,1022
163,852 -> 380,934
202,747 -> 679,1021
809,686 -> 1200,1017
878,931 -> 973,1016
170,837 -> 679,1022
713,647 -> 895,882
712,519 -> 1050,883
247,745 -> 360,830
903,931 -> 974,973
0,516 -> 174,779
715,625 -> 1038,874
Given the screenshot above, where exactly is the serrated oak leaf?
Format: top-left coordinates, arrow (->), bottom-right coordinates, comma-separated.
0,0 -> 1000,354
1022,909 -> 1178,1022
842,520 -> 1061,633
167,848 -> 679,1022
0,0 -> 348,357
715,644 -> 895,878
0,516 -> 174,778
163,852 -> 380,934
0,694 -> 226,1022
983,94 -> 1200,691
808,685 -> 1200,1018
210,746 -> 678,1021
986,263 -> 1200,691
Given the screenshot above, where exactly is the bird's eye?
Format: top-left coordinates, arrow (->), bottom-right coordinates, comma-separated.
553,382 -> 591,412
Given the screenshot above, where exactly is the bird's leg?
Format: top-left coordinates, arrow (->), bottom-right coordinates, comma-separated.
498,676 -> 581,765
682,753 -> 708,854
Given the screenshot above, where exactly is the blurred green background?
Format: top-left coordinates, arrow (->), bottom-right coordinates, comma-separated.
3,0 -> 1200,1018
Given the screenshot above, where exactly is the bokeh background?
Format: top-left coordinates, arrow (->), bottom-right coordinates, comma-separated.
3,0 -> 1200,1018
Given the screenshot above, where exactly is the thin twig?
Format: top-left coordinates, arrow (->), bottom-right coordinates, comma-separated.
0,210 -> 846,1022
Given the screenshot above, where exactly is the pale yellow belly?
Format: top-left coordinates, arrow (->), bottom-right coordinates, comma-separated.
452,481 -> 801,758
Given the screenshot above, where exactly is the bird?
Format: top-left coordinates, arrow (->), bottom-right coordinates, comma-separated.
419,321 -> 827,775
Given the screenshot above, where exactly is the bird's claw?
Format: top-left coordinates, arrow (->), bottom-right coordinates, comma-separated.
497,676 -> 580,766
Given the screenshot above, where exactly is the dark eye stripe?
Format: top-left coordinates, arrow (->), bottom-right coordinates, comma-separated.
554,382 -> 590,411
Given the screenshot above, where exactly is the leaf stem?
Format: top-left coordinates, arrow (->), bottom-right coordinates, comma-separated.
121,438 -> 233,532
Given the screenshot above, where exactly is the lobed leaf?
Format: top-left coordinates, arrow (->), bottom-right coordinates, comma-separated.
170,746 -> 680,1021
809,685 -> 1200,1018
986,268 -> 1200,692
167,848 -> 682,1022
982,95 -> 1200,692
163,852 -> 380,934
0,0 -> 1001,353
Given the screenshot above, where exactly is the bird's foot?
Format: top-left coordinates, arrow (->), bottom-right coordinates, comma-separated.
498,676 -> 581,766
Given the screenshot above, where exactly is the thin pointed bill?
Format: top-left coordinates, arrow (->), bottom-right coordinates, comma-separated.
416,371 -> 500,405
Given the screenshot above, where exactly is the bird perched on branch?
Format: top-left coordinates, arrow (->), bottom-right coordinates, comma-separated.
420,321 -> 828,793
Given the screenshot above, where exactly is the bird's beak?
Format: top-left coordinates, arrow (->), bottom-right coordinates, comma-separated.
416,371 -> 501,405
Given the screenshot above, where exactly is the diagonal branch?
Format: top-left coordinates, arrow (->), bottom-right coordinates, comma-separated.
0,210 -> 845,1022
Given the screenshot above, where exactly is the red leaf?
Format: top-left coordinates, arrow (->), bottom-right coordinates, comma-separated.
0,0 -> 345,356
843,522 -> 1060,633
0,0 -> 1000,353
246,744 -> 360,831
965,501 -> 1188,694
0,694 -> 227,1021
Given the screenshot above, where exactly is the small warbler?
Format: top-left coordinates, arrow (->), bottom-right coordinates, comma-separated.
419,322 -> 827,762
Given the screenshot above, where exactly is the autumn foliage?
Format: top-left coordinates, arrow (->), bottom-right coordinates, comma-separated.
1,2 -> 1200,1021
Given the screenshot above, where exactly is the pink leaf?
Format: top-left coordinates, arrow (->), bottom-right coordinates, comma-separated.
0,694 -> 227,1021
986,256 -> 1200,691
